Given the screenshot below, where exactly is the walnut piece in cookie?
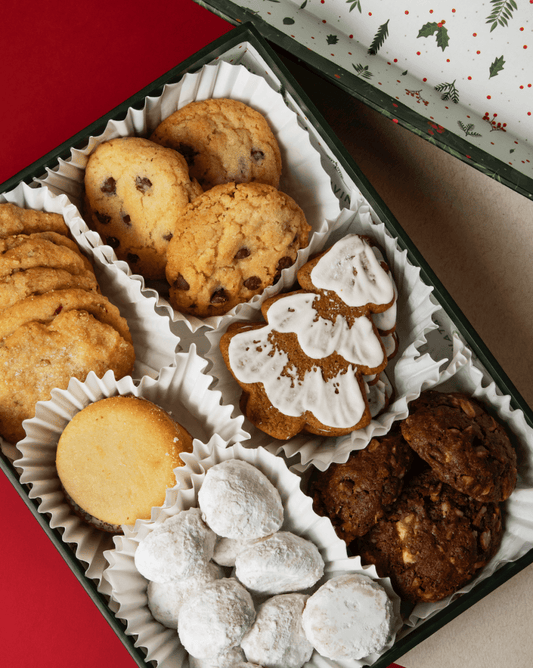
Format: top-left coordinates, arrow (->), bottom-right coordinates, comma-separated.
358,469 -> 503,603
150,98 -> 282,190
165,181 -> 310,317
84,136 -> 203,280
400,390 -> 517,502
309,426 -> 413,544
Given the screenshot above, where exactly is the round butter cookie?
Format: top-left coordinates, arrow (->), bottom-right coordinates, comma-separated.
150,98 -> 282,190
56,396 -> 193,531
84,137 -> 203,280
165,181 -> 310,317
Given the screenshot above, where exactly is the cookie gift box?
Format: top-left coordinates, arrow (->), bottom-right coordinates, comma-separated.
1,23 -> 533,668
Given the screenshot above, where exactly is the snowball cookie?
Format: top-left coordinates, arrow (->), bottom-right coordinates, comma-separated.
235,531 -> 324,596
213,536 -> 258,568
134,508 -> 216,583
147,561 -> 224,628
198,460 -> 284,541
189,647 -> 262,668
301,573 -> 394,660
177,577 -> 256,659
241,593 -> 313,668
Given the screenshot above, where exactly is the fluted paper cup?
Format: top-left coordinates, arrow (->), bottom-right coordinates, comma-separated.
13,349 -> 249,591
36,56 -> 343,334
104,439 -> 402,668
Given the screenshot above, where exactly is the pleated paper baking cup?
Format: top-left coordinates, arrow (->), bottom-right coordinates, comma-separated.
103,439 -> 402,668
0,182 -> 182,458
204,194 -> 444,468
36,59 -> 343,333
374,334 -> 533,636
13,349 -> 249,590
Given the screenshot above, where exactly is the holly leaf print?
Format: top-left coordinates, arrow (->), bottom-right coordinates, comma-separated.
352,63 -> 373,80
327,34 -> 339,45
368,20 -> 389,55
418,22 -> 450,51
346,0 -> 362,12
489,55 -> 505,78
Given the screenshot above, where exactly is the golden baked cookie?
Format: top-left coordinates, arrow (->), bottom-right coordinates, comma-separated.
56,396 -> 193,531
0,310 -> 135,444
0,266 -> 99,312
150,98 -> 282,190
165,181 -> 310,317
0,233 -> 92,278
0,202 -> 69,238
84,136 -> 203,280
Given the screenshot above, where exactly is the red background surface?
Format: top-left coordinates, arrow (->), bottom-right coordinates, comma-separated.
0,1 -> 404,666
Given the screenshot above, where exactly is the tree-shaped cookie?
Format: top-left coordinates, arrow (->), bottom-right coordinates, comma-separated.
220,234 -> 397,440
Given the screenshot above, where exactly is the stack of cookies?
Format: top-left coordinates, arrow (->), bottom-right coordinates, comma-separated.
83,99 -> 311,318
309,390 -> 518,603
0,203 -> 135,444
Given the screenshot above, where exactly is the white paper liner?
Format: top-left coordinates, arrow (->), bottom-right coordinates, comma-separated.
12,349 -> 249,591
103,439 -> 402,668
0,181 -> 182,458
35,59 -> 343,334
358,333 -> 533,637
203,194 -> 444,469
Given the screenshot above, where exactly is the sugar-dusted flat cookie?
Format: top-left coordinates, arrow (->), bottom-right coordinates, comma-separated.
0,267 -> 99,312
150,98 -> 282,191
84,136 -> 203,280
220,234 -> 397,439
166,182 -> 310,317
0,309 -> 135,444
0,202 -> 69,238
0,233 -> 91,278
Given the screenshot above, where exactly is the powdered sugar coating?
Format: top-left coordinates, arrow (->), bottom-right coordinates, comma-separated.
147,561 -> 224,629
188,647 -> 249,668
301,573 -> 394,660
134,508 -> 217,583
178,578 -> 256,659
213,536 -> 258,568
241,593 -> 313,668
198,460 -> 284,541
235,531 -> 324,596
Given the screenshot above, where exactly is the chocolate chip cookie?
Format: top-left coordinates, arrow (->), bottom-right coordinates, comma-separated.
400,391 -> 517,503
166,181 -> 310,317
84,136 -> 203,280
150,98 -> 282,190
309,427 -> 413,544
358,469 -> 503,603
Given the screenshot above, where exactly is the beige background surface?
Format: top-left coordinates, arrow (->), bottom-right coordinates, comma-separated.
281,53 -> 533,668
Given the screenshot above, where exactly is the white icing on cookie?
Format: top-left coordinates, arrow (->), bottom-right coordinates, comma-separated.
372,280 -> 398,334
301,573 -> 394,660
198,460 -> 284,541
134,508 -> 216,584
366,372 -> 392,418
241,593 -> 313,668
177,577 -> 256,659
235,531 -> 324,596
147,561 -> 224,629
310,234 -> 395,308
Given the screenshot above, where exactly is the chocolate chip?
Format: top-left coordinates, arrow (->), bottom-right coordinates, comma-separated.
106,236 -> 120,249
127,253 -> 139,264
174,273 -> 190,291
243,276 -> 261,290
178,143 -> 199,167
95,211 -> 111,225
122,213 -> 131,225
101,177 -> 116,194
135,176 -> 152,192
251,148 -> 265,163
277,256 -> 293,272
54,305 -> 63,316
210,288 -> 229,304
163,232 -> 173,241
234,247 -> 251,260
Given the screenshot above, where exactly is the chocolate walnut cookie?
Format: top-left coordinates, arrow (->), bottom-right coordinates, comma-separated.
358,468 -> 503,603
400,391 -> 517,503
